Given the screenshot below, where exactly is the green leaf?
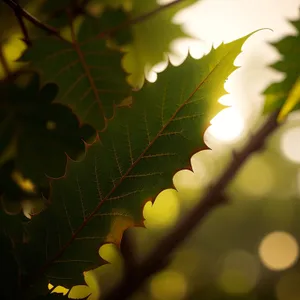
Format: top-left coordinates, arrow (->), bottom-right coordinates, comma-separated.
278,76 -> 300,121
122,0 -> 197,88
0,73 -> 95,186
19,12 -> 131,131
263,12 -> 300,115
17,33 -> 252,291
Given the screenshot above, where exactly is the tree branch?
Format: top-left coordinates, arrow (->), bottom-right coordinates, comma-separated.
102,110 -> 281,300
2,0 -> 62,40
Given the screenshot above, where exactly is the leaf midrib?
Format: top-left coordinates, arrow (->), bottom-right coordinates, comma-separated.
68,15 -> 106,130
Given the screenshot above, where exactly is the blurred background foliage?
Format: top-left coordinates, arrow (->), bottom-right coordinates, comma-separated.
0,0 -> 299,300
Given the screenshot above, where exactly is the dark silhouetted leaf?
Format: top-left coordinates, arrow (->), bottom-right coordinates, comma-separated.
19,10 -> 131,131
0,72 -> 96,187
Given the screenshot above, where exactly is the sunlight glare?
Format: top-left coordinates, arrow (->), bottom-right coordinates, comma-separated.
280,126 -> 300,164
258,231 -> 299,271
146,69 -> 158,83
208,107 -> 244,142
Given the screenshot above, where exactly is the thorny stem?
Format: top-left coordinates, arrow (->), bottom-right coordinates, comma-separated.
102,110 -> 281,300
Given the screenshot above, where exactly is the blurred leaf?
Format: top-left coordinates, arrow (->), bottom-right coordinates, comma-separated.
19,11 -> 131,131
122,0 -> 197,88
263,11 -> 300,115
278,75 -> 300,121
16,33 -> 252,291
0,72 -> 96,187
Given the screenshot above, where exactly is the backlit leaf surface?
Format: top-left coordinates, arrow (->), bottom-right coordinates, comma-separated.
18,34 -> 252,291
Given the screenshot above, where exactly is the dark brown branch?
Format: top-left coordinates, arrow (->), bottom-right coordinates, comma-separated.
102,110 -> 280,300
120,230 -> 137,273
2,0 -> 63,40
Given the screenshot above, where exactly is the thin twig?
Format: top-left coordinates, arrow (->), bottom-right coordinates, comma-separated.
12,0 -> 31,46
97,0 -> 187,38
129,0 -> 186,26
2,0 -> 63,40
102,110 -> 280,300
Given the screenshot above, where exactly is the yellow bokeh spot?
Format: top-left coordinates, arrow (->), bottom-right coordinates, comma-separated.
143,189 -> 180,229
99,243 -> 122,265
11,171 -> 36,193
0,35 -> 27,79
48,283 -> 69,295
258,231 -> 299,271
150,270 -> 188,300
233,153 -> 274,198
218,250 -> 260,294
276,271 -> 300,300
280,126 -> 300,164
219,269 -> 252,294
46,121 -> 57,130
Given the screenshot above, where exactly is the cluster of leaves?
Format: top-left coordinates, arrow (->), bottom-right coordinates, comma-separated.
0,0 -> 299,300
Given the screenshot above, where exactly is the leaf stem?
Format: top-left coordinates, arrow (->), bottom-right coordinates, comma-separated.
2,0 -> 62,40
102,110 -> 281,300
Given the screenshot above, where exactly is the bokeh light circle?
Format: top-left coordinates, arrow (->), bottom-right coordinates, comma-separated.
276,271 -> 300,300
217,250 -> 260,294
150,270 -> 188,300
232,154 -> 274,197
258,231 -> 299,271
280,126 -> 300,164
